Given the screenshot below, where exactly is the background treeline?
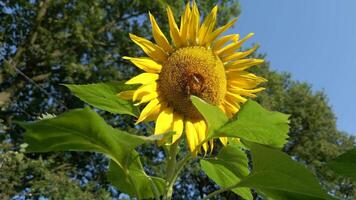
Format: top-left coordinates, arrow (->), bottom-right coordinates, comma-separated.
0,0 -> 355,199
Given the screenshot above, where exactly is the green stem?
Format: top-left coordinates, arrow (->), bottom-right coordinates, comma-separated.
166,153 -> 191,194
163,142 -> 179,200
161,135 -> 208,199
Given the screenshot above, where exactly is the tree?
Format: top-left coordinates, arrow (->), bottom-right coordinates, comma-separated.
0,142 -> 112,199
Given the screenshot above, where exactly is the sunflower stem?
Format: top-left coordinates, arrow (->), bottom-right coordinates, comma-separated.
164,142 -> 179,200
166,153 -> 191,194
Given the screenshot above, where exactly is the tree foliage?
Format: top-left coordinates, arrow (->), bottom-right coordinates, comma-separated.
0,142 -> 112,199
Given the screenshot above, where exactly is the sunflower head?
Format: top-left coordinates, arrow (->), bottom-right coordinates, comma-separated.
159,46 -> 226,119
121,1 -> 266,155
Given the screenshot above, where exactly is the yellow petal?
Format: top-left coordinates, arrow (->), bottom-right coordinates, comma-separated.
194,119 -> 208,153
117,90 -> 134,100
155,107 -> 174,135
226,91 -> 247,104
136,98 -> 160,123
133,82 -> 157,102
185,120 -> 199,155
207,17 -> 238,44
209,140 -> 214,155
225,95 -> 242,108
149,12 -> 174,53
222,45 -> 259,62
219,104 -> 227,115
126,73 -> 159,85
144,102 -> 166,122
198,6 -> 218,45
123,57 -> 162,73
180,2 -> 191,46
137,91 -> 158,105
225,59 -> 264,72
129,34 -> 167,63
213,34 -> 239,51
167,6 -> 182,47
216,33 -> 254,56
227,86 -> 265,98
188,0 -> 200,45
172,113 -> 184,143
223,99 -> 240,115
221,102 -> 234,118
219,137 -> 228,145
227,71 -> 267,89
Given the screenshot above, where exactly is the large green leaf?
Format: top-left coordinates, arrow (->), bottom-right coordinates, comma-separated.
191,97 -> 289,148
235,142 -> 332,200
64,81 -> 139,116
21,107 -> 157,160
218,100 -> 290,148
326,149 -> 356,180
108,158 -> 165,199
200,143 -> 252,200
19,108 -> 167,199
191,95 -> 228,136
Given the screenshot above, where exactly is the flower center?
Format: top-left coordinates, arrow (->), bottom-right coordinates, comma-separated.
158,46 -> 226,119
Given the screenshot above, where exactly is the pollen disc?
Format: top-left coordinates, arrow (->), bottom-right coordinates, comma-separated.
158,46 -> 227,119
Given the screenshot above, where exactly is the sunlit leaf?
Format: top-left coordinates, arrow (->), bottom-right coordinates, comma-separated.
218,100 -> 290,148
191,95 -> 228,136
200,143 -> 252,200
108,158 -> 165,199
191,97 -> 289,148
64,81 -> 139,116
21,107 -> 148,159
236,142 -> 333,200
18,108 -> 167,198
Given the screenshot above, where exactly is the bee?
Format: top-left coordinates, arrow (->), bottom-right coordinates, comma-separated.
185,73 -> 205,96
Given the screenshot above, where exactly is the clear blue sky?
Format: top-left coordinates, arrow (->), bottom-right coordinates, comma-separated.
227,0 -> 356,135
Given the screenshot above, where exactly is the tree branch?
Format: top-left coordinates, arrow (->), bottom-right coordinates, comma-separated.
97,11 -> 146,34
5,0 -> 68,110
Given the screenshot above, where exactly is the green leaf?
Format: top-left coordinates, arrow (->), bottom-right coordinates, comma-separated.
21,107 -> 148,160
18,108 -> 167,198
200,143 -> 252,200
190,95 -> 228,136
64,81 -> 139,116
108,157 -> 165,199
326,149 -> 356,180
236,142 -> 332,200
218,100 -> 290,148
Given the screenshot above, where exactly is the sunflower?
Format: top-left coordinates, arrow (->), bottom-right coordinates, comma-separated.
120,1 -> 266,155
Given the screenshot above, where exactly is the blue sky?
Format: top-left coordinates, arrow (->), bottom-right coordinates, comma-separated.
228,0 -> 356,135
